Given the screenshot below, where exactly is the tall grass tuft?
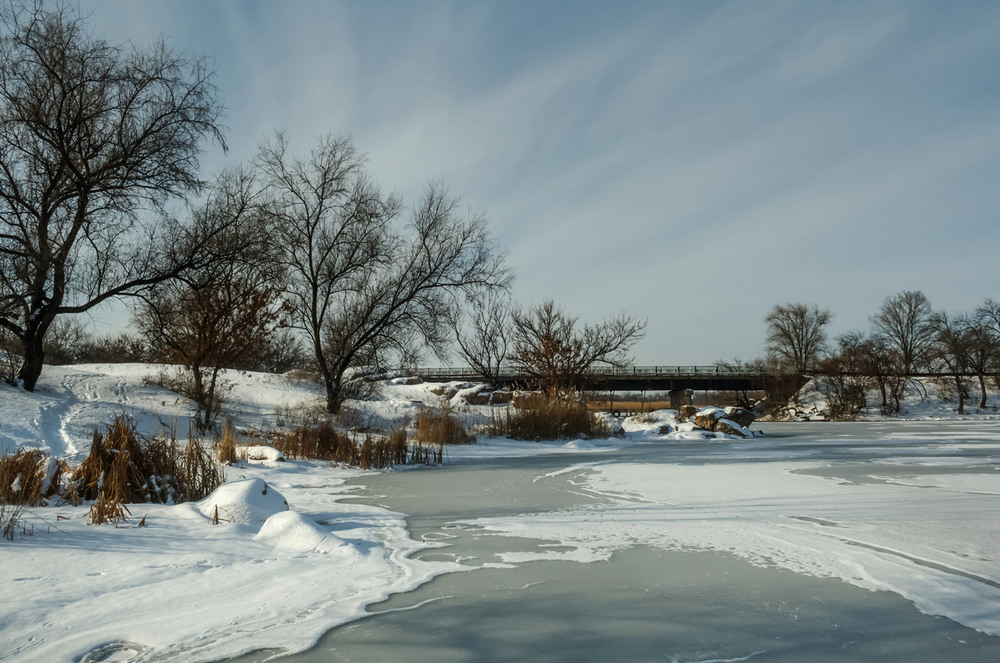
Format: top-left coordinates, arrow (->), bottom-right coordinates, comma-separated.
1,502 -> 32,540
271,421 -> 438,468
74,412 -> 224,525
216,420 -> 238,464
0,448 -> 64,505
415,409 -> 474,445
489,393 -> 611,441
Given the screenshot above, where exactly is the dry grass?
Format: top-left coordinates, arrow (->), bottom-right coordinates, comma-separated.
216,421 -> 238,464
1,502 -> 32,540
73,413 -> 224,525
415,409 -> 474,445
0,448 -> 65,505
490,393 -> 611,441
271,420 -> 439,468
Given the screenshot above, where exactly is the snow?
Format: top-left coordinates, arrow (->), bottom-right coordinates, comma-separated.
193,478 -> 288,525
1,365 -> 999,660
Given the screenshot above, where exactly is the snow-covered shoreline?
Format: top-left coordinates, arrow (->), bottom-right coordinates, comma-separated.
2,365 -> 999,661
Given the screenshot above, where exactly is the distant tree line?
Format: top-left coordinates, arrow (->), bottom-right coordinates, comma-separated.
730,291 -> 1000,416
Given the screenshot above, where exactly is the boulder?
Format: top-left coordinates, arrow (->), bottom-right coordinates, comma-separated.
430,385 -> 458,398
692,407 -> 727,431
677,405 -> 698,421
715,419 -> 751,438
490,391 -> 514,404
723,407 -> 756,428
657,424 -> 673,435
465,391 -> 492,405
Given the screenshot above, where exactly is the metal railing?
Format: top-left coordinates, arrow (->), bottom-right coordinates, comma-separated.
414,365 -> 756,379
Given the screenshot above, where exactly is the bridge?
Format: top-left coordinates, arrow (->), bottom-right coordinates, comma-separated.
413,365 -> 786,393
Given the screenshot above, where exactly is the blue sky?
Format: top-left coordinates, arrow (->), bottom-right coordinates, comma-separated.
80,0 -> 1000,365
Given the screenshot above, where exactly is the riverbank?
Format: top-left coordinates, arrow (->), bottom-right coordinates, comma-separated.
2,367 -> 999,661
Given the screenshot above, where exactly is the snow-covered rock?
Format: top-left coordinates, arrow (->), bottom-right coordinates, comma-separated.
236,445 -> 285,462
253,511 -> 349,553
194,478 -> 288,525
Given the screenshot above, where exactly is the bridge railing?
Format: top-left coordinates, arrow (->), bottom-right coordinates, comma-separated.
413,365 -> 757,379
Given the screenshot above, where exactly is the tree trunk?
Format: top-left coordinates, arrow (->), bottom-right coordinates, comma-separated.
955,375 -> 965,415
19,333 -> 45,391
326,378 -> 342,414
978,374 -> 988,409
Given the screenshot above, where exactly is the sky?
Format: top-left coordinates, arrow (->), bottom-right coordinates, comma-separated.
76,0 -> 1000,365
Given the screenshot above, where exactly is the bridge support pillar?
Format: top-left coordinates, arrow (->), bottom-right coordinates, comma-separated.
668,389 -> 691,408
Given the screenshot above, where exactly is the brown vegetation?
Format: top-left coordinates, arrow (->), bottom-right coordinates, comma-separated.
415,409 -> 474,445
269,420 -> 441,468
490,393 -> 610,440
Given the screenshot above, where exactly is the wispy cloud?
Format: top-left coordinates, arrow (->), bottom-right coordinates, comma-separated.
79,0 -> 1000,362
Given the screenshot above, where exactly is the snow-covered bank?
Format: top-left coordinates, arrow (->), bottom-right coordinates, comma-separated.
780,375 -> 1000,421
0,364 -> 653,662
3,365 -> 999,661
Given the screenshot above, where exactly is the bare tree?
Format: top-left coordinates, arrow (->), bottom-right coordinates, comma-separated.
0,2 -> 226,390
257,133 -> 398,412
260,133 -> 510,413
764,303 -> 831,373
929,311 -> 973,414
965,306 -> 1000,409
137,170 -> 284,428
871,291 -> 935,376
451,291 -> 511,386
818,331 -> 870,419
316,183 -> 511,411
509,300 -> 646,394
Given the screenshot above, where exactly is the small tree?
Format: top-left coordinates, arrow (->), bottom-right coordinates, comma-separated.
764,303 -> 831,373
818,331 -> 870,419
509,300 -> 646,395
451,291 -> 511,386
137,171 -> 284,428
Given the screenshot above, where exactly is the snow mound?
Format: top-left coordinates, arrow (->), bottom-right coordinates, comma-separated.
195,478 -> 288,525
253,511 -> 349,553
237,445 -> 285,462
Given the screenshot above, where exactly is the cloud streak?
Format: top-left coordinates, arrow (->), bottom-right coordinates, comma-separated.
79,0 -> 1000,363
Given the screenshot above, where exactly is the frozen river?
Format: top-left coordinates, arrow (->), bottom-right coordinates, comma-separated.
230,421 -> 1000,662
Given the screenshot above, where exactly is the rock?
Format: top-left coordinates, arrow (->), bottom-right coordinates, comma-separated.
693,407 -> 727,431
390,376 -> 423,385
715,419 -> 750,438
490,391 -> 513,404
465,391 -> 492,405
657,424 -> 673,435
611,421 -> 626,438
430,385 -> 458,398
724,407 -> 756,428
677,405 -> 698,421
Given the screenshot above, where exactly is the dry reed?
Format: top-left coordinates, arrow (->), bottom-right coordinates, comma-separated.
415,409 -> 474,445
73,412 -> 224,525
271,421 -> 436,468
490,393 -> 611,440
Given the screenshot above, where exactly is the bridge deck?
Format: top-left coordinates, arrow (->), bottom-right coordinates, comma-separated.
414,366 -> 773,391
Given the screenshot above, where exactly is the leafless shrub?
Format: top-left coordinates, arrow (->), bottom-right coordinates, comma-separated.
1,328 -> 23,385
